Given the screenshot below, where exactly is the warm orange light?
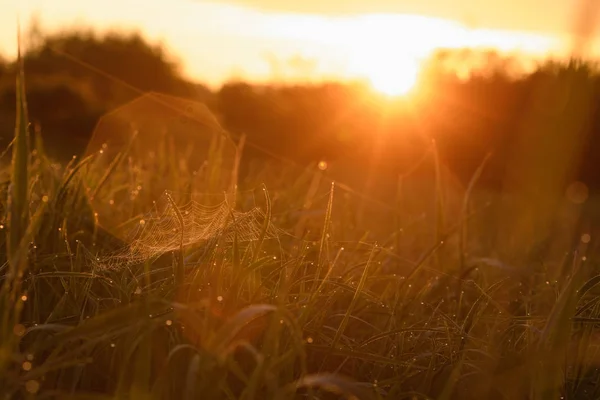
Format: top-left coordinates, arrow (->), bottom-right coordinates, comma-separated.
342,15 -> 443,97
364,56 -> 420,96
3,3 -> 564,88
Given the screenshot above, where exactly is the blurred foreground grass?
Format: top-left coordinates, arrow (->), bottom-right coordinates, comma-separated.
3,52 -> 600,400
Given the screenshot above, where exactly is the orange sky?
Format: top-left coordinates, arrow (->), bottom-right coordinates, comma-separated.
1,0 -> 598,90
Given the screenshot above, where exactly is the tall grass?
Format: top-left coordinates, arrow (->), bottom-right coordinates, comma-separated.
3,49 -> 600,400
0,31 -> 33,392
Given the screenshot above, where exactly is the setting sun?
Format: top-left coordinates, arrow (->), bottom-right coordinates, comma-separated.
355,54 -> 421,96
341,14 -> 457,97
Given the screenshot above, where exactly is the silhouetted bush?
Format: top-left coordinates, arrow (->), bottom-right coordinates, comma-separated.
0,28 -> 200,159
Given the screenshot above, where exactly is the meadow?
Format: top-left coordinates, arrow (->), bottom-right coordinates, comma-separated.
3,33 -> 600,400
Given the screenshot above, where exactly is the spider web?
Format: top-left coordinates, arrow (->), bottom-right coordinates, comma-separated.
87,190 -> 280,271
79,92 -> 278,271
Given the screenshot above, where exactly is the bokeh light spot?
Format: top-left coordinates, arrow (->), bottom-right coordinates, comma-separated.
566,181 -> 589,204
25,380 -> 40,394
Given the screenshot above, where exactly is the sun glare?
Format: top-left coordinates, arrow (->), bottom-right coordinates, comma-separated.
366,57 -> 420,96
346,42 -> 423,97
341,14 -> 457,97
347,46 -> 423,97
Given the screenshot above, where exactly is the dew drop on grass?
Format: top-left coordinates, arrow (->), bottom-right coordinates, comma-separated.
110,343 -> 115,348
21,295 -> 27,302
166,320 -> 173,326
22,361 -> 32,371
41,195 -> 49,203
25,380 -> 40,394
13,324 -> 25,337
582,233 -> 591,243
306,337 -> 314,344
217,296 -> 223,302
567,181 -> 589,204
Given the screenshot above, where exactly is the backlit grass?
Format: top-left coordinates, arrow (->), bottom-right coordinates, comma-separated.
3,46 -> 600,400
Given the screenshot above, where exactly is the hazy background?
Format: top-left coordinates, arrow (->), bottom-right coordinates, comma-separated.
1,0 -> 591,87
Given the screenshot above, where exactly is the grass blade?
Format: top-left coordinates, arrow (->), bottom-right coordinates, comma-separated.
331,245 -> 377,351
165,191 -> 185,287
313,181 -> 334,292
278,373 -> 375,400
6,24 -> 30,273
251,184 -> 271,264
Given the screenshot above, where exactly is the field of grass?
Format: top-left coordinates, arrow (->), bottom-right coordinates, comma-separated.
4,53 -> 600,400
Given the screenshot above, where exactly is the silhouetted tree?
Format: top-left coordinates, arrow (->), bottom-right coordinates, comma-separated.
0,28 -> 202,159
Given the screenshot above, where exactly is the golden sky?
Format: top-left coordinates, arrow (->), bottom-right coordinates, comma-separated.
1,0 -> 596,90
217,0 -> 570,32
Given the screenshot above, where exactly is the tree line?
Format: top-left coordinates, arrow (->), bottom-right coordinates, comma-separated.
1,28 -> 599,196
